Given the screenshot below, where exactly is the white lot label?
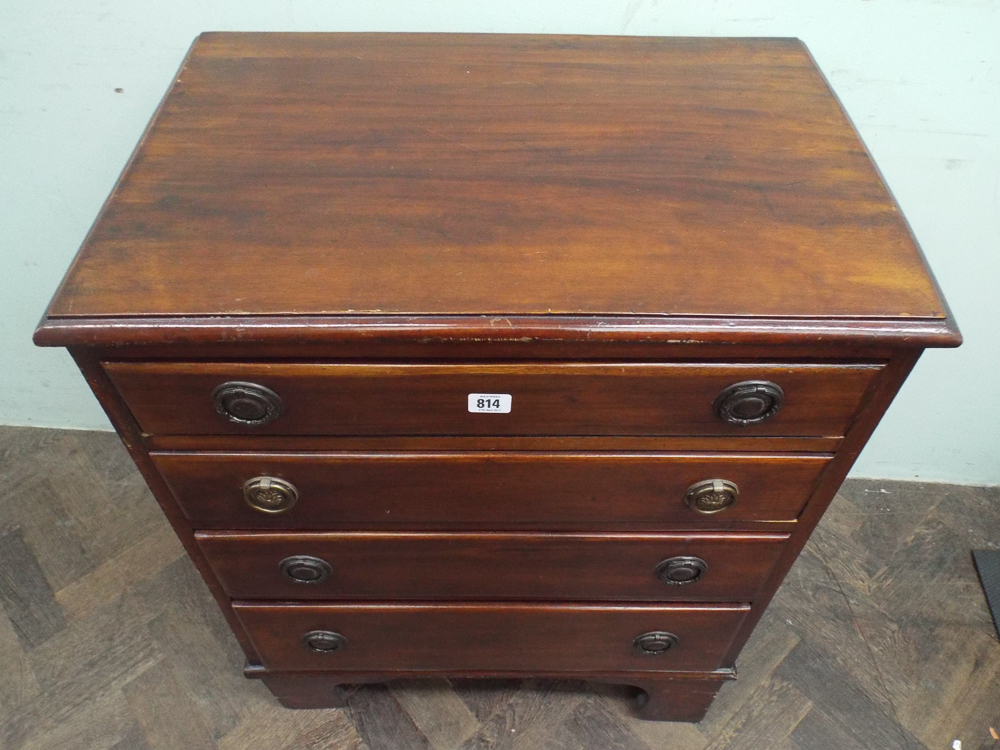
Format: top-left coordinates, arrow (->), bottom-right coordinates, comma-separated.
468,393 -> 512,413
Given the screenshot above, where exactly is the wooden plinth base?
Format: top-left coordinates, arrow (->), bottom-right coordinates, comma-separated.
245,666 -> 734,722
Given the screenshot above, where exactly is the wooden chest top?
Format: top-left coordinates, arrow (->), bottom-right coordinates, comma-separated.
40,33 -> 956,347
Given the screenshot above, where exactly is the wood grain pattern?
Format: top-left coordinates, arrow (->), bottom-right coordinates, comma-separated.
144,433 -> 845,455
0,528 -> 66,648
33,314 -> 961,352
195,531 -> 789,601
232,602 -> 750,673
155,451 -> 829,529
26,31 -> 965,735
42,34 -> 948,322
1,426 -> 996,748
106,361 -> 882,438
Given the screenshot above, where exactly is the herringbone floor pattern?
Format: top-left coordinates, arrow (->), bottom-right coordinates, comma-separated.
1,425 -> 998,749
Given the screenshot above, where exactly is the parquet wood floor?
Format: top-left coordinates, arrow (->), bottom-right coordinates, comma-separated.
1,426 -> 997,749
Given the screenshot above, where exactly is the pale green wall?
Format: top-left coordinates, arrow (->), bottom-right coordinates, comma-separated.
2,1 -> 997,484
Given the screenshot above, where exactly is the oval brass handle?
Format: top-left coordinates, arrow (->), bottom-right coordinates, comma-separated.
713,380 -> 784,426
655,556 -> 708,585
212,381 -> 283,426
634,631 -> 679,655
685,479 -> 739,514
280,555 -> 332,584
302,630 -> 348,653
243,476 -> 299,514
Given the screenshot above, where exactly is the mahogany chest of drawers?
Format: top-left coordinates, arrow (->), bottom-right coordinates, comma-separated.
35,33 -> 960,722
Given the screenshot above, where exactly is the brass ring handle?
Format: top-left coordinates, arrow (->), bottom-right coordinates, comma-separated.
212,381 -> 283,426
713,380 -> 784,426
302,630 -> 348,653
684,479 -> 739,514
243,476 -> 299,514
633,631 -> 679,655
655,556 -> 708,585
280,555 -> 332,584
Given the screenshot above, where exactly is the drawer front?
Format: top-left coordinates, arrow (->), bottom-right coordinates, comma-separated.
197,531 -> 789,601
155,452 -> 830,529
233,602 -> 750,673
106,362 -> 882,438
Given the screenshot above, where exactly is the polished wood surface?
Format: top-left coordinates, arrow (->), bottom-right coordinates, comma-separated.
107,361 -> 882,438
196,531 -> 789,601
233,602 -> 750,673
30,33 -> 962,724
144,433 -> 845,454
155,451 -> 829,529
32,314 -> 962,351
44,33 -> 948,322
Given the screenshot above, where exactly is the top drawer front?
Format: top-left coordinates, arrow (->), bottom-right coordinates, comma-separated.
104,362 -> 882,438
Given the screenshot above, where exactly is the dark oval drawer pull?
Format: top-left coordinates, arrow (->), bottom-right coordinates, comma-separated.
655,556 -> 708,585
684,479 -> 739,514
633,631 -> 679,655
713,380 -> 784,425
243,476 -> 299,514
280,555 -> 332,584
212,381 -> 284,426
302,630 -> 348,653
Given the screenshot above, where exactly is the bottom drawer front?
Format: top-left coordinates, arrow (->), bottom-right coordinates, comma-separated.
234,603 -> 750,673
198,532 -> 789,602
